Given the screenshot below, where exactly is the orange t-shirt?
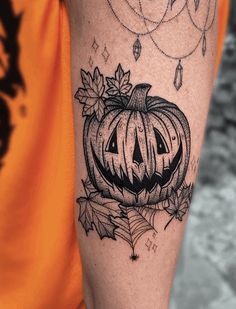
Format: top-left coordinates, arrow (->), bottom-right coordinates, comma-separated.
0,1 -> 229,308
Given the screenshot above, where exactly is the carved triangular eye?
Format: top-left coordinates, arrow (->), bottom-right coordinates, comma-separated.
106,127 -> 118,154
133,133 -> 143,165
154,128 -> 169,154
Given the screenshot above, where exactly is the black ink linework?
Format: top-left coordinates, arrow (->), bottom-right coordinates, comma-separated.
146,237 -> 158,253
145,237 -> 158,253
77,180 -> 121,240
174,60 -> 183,91
75,64 -> 192,260
101,45 -> 110,63
0,0 -> 24,169
89,38 -> 111,71
111,205 -> 158,260
133,37 -> 142,61
124,0 -> 186,24
106,0 -> 217,90
164,184 -> 194,230
145,238 -> 152,251
92,38 -> 99,53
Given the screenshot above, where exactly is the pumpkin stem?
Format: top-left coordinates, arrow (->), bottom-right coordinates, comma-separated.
126,84 -> 151,112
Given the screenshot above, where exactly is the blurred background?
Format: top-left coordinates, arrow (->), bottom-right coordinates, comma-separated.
171,1 -> 236,308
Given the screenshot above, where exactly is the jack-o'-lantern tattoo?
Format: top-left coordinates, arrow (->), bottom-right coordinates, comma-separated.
75,64 -> 194,260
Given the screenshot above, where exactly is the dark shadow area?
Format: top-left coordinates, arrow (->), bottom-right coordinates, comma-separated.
0,0 -> 24,168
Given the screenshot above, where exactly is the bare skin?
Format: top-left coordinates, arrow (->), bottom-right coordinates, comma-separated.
66,1 -> 217,308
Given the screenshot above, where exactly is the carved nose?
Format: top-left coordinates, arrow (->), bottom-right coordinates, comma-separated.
133,135 -> 143,166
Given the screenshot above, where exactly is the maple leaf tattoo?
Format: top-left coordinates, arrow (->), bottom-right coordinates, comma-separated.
106,64 -> 132,96
74,67 -> 105,121
164,184 -> 194,230
77,184 -> 122,240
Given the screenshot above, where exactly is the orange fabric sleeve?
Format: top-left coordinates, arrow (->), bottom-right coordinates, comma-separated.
0,1 -> 84,308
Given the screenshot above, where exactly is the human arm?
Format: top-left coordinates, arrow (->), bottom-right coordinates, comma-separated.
66,1 -> 217,308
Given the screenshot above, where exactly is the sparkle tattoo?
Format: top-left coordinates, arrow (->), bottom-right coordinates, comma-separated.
75,64 -> 194,260
88,38 -> 111,68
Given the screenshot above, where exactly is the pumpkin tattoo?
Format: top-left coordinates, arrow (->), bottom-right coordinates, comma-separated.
75,64 -> 193,260
84,83 -> 190,206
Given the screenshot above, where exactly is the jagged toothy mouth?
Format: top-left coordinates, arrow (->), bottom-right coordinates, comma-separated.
91,142 -> 182,195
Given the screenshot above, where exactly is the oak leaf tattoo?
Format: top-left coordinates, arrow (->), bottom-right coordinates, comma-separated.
74,67 -> 105,121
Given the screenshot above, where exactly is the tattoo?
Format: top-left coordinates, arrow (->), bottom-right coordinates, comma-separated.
101,45 -> 110,63
145,233 -> 158,253
106,0 -> 217,90
0,0 -> 24,169
92,38 -> 99,53
89,38 -> 110,68
75,64 -> 193,260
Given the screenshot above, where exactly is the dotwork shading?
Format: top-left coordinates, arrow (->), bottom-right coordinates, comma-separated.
75,64 -> 193,260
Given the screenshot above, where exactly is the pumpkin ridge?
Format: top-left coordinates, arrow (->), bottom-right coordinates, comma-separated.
107,109 -> 125,130
161,108 -> 190,145
147,97 -> 179,111
139,111 -> 150,162
125,110 -> 134,144
149,111 -> 174,148
159,108 -> 190,190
